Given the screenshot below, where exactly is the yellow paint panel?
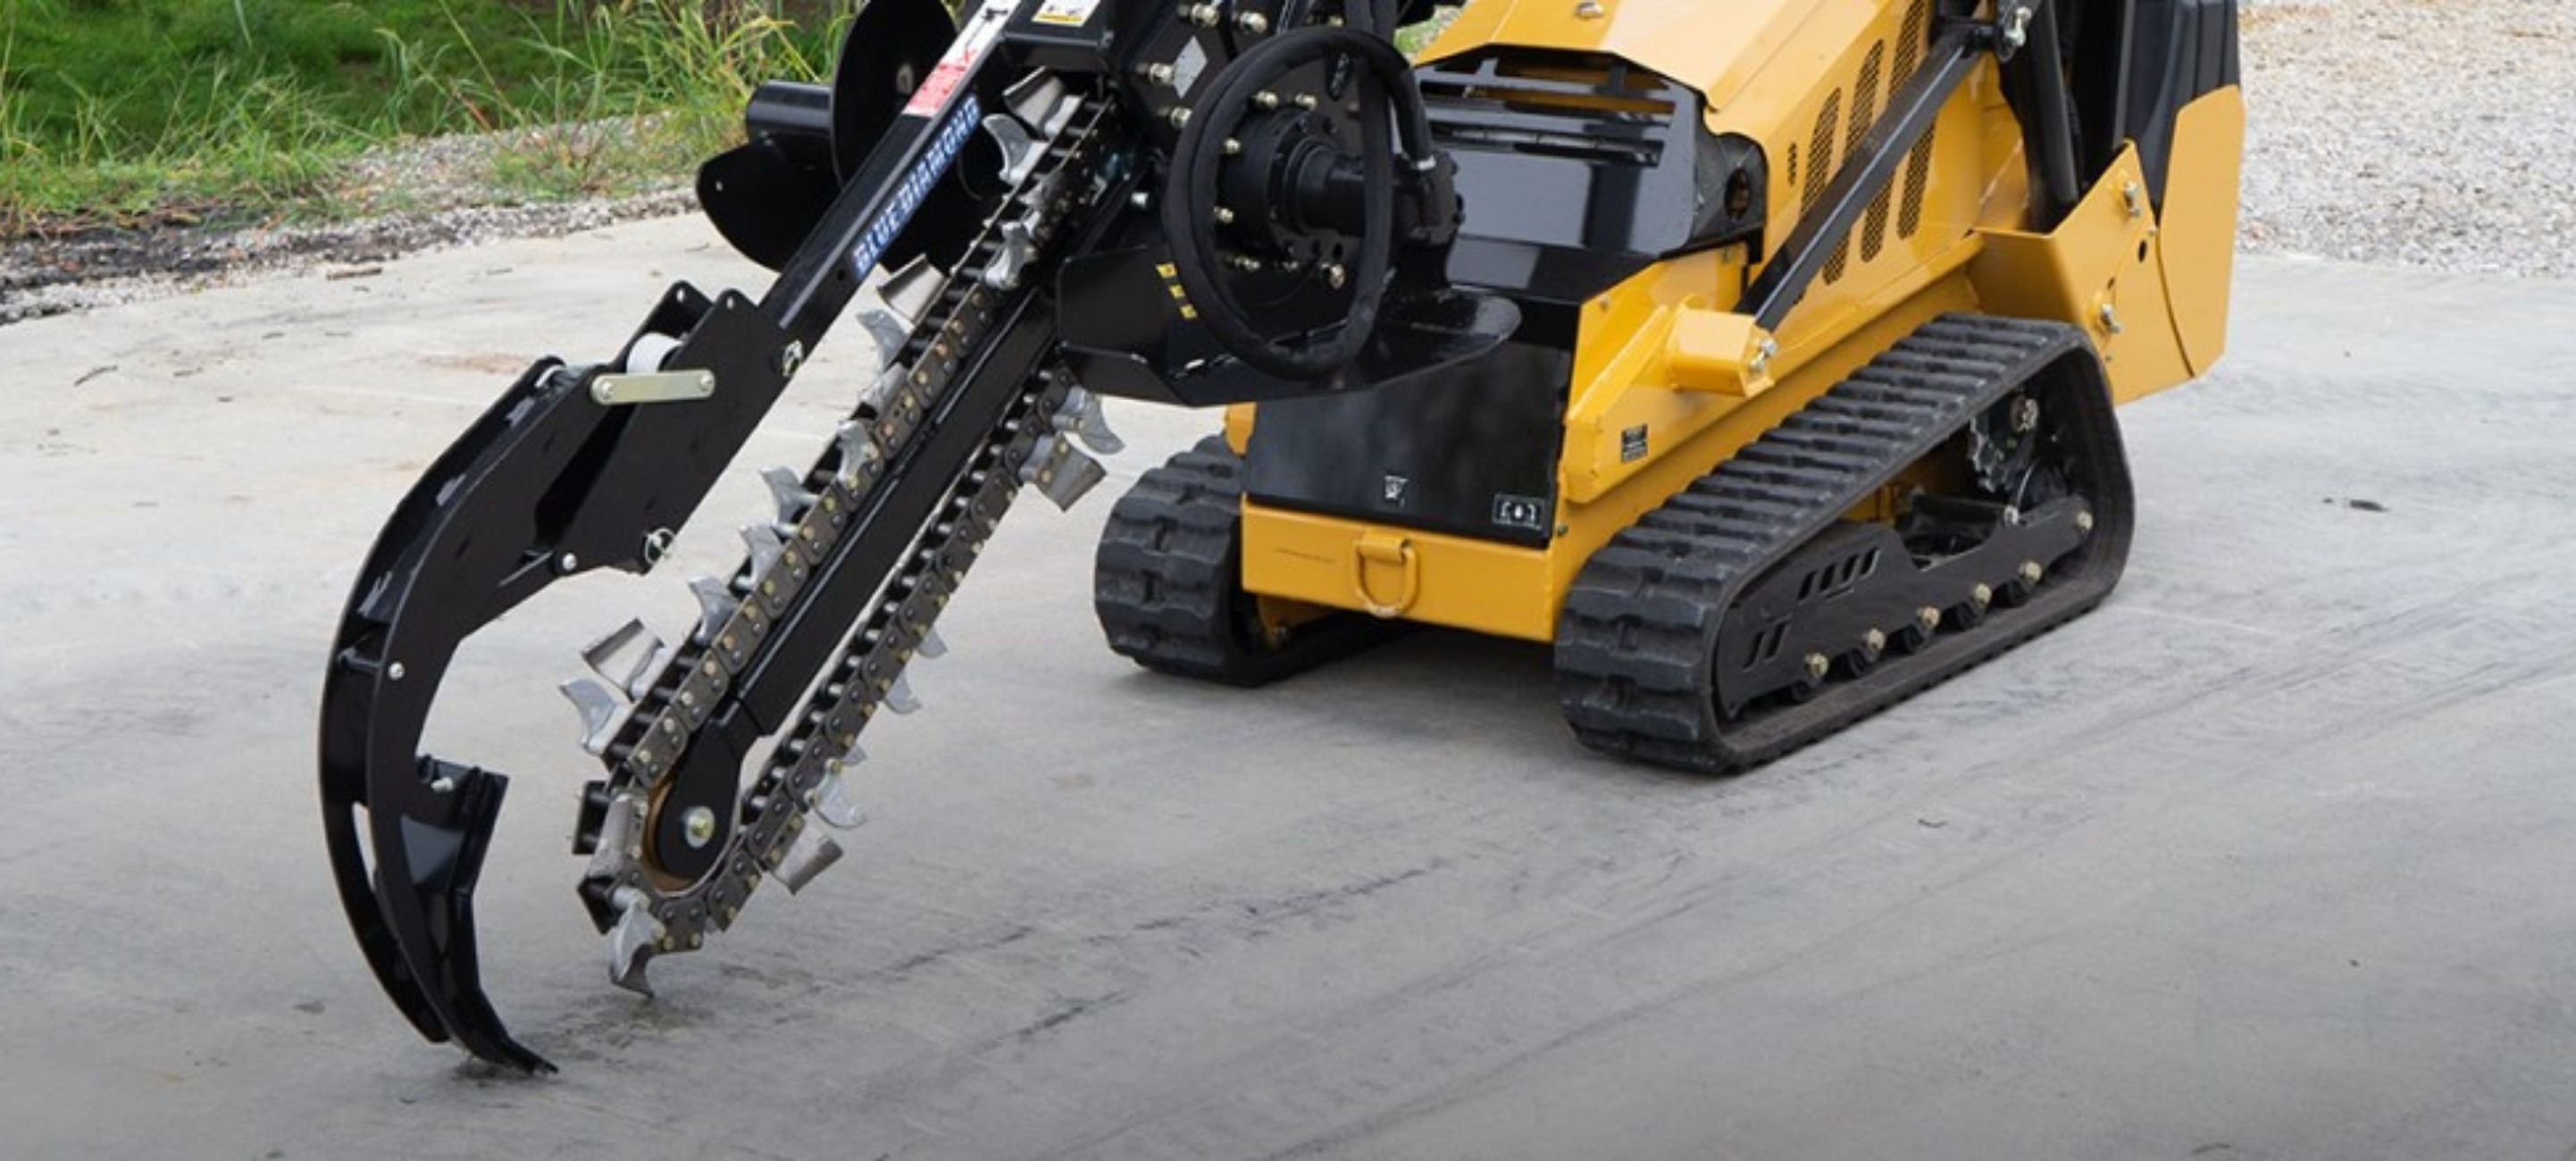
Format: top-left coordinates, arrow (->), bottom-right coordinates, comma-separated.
1421,0 -> 1833,117
1969,148 -> 2191,402
2157,86 -> 2246,376
1240,502 -> 1557,641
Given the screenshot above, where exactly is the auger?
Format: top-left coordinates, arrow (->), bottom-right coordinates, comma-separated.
322,0 -> 2242,1068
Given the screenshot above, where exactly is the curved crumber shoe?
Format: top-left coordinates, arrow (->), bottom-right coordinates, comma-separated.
318,360 -> 597,1073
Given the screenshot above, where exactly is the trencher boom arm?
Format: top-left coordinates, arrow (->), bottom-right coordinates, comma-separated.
320,0 -> 1511,1070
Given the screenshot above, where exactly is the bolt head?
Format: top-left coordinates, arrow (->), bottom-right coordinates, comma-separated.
558,552 -> 580,573
1972,583 -> 1995,609
387,662 -> 407,681
1804,652 -> 1830,681
1863,629 -> 1888,656
2020,561 -> 2045,585
1917,606 -> 1942,632
2076,510 -> 2096,533
682,806 -> 718,848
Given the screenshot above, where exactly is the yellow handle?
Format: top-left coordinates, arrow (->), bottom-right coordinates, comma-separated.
1351,531 -> 1420,619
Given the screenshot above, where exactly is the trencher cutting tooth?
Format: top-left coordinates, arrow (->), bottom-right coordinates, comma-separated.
689,574 -> 741,644
883,673 -> 923,715
761,465 -> 818,522
856,308 -> 911,365
879,255 -> 942,324
559,678 -> 627,756
1004,70 -> 1078,138
983,220 -> 1037,292
774,827 -> 846,894
581,618 -> 667,697
1022,435 -> 1108,511
980,113 -> 1044,188
740,523 -> 786,580
836,419 -> 886,487
812,763 -> 867,831
606,887 -> 664,995
1053,387 -> 1125,455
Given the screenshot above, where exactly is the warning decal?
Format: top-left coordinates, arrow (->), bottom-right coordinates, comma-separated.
902,0 -> 1016,118
1033,0 -> 1101,27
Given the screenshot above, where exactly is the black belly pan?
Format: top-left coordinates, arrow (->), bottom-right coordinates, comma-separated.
1242,342 -> 1570,547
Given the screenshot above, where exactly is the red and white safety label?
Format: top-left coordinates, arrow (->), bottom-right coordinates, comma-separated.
903,0 -> 1018,118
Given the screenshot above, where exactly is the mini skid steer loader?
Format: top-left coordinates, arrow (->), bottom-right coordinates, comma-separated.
321,0 -> 2244,1068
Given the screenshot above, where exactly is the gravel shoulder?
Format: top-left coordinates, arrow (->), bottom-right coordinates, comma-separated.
2239,0 -> 2576,278
4,3 -> 2571,326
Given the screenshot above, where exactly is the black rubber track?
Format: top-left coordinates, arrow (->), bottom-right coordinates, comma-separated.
1552,313 -> 2137,773
1095,437 -> 1403,686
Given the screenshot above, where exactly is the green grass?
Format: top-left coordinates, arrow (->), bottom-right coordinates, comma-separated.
0,0 -> 846,234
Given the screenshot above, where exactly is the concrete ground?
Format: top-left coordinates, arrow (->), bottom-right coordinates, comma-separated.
4,217 -> 2574,1161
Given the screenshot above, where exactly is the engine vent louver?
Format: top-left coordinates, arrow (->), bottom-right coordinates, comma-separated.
1824,41 -> 1886,283
1896,0 -> 1936,240
1803,89 -> 1842,217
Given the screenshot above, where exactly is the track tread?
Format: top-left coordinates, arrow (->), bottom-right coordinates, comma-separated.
1095,437 -> 1399,687
1551,313 -> 2136,773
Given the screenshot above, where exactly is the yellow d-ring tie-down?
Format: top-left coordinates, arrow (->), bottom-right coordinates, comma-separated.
1351,530 -> 1420,619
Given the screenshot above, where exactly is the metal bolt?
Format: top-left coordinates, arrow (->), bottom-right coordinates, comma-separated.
1749,338 -> 1779,377
2076,510 -> 2095,534
1575,0 -> 1604,18
1185,3 -> 1221,26
2012,397 -> 2040,433
1863,629 -> 1888,656
2020,561 -> 2045,585
1213,205 -> 1237,225
1917,606 -> 1942,632
2123,181 -> 2146,219
682,806 -> 718,848
2003,4 -> 2033,49
776,340 -> 807,378
1803,653 -> 1831,681
1167,106 -> 1192,129
2003,506 -> 2022,527
430,774 -> 456,794
1229,255 -> 1264,272
1236,11 -> 1269,34
387,662 -> 407,682
1294,94 -> 1320,110
1222,138 -> 1242,155
1254,90 -> 1282,110
557,552 -> 580,573
1971,583 -> 1995,610
1323,262 -> 1348,289
1143,63 -> 1176,86
2099,302 -> 2125,335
